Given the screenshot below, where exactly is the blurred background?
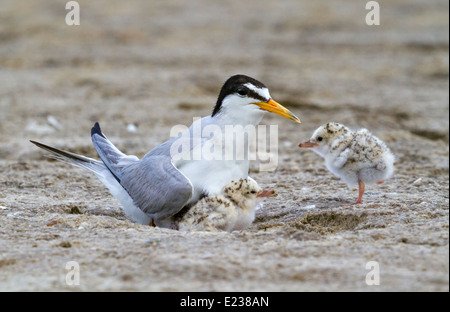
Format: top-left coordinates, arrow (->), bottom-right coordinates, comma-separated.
0,0 -> 448,158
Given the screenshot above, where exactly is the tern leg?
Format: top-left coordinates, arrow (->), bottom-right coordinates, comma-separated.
149,219 -> 155,227
376,180 -> 384,184
356,181 -> 365,204
170,221 -> 179,231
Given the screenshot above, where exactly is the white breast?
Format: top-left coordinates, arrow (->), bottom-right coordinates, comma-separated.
179,159 -> 249,204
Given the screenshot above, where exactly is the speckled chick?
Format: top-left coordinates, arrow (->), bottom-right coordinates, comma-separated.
299,122 -> 395,204
177,179 -> 275,232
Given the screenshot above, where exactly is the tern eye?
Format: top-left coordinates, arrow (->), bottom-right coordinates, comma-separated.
236,87 -> 248,96
317,137 -> 323,142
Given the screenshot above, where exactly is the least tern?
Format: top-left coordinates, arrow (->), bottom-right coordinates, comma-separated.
31,75 -> 300,227
299,122 -> 395,204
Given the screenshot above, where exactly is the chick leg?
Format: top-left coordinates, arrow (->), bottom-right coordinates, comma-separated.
356,181 -> 365,204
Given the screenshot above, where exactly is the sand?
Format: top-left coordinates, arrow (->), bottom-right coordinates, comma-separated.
0,0 -> 448,291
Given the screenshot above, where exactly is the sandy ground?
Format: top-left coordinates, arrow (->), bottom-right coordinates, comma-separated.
0,0 -> 448,291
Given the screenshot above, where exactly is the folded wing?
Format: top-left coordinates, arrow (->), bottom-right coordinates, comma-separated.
91,122 -> 193,221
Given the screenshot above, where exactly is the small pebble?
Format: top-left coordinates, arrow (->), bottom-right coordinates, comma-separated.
46,220 -> 58,226
25,121 -> 55,134
47,115 -> 63,130
127,123 -> 138,133
59,241 -> 72,248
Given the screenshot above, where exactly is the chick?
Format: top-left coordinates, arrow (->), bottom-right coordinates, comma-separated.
176,179 -> 276,232
225,179 -> 276,231
299,122 -> 395,204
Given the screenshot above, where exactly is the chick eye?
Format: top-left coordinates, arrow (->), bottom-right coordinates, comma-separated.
251,190 -> 256,194
317,137 -> 323,142
236,87 -> 248,96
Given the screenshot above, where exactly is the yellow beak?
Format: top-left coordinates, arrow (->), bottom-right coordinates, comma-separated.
252,99 -> 301,123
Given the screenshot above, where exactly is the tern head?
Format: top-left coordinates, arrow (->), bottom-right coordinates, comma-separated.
211,75 -> 300,125
299,122 -> 351,157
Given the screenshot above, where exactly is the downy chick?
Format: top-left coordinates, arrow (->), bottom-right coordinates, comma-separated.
177,179 -> 275,231
299,122 -> 395,204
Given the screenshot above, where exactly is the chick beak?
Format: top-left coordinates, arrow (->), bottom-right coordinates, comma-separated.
257,189 -> 278,198
299,140 -> 319,148
252,99 -> 301,123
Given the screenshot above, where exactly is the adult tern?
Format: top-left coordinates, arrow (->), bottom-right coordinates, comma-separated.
31,74 -> 300,227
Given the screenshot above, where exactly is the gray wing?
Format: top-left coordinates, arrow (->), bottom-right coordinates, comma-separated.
91,122 -> 193,220
120,156 -> 193,220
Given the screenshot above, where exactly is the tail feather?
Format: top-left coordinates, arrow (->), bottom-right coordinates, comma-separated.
30,139 -> 151,225
29,140 -> 105,174
90,122 -> 139,182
